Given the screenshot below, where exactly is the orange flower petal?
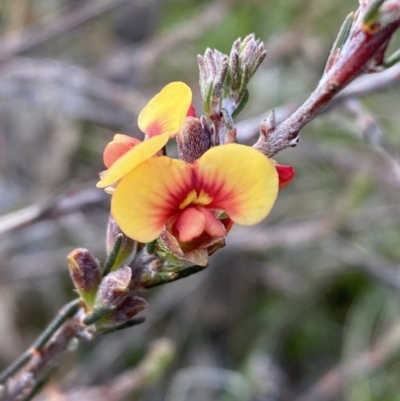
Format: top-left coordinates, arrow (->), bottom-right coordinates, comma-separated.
103,134 -> 141,168
175,207 -> 206,243
138,82 -> 192,138
96,133 -> 169,188
111,156 -> 193,243
194,144 -> 279,225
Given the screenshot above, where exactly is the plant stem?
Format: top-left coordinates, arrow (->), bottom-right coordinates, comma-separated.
103,233 -> 123,276
145,265 -> 206,289
0,299 -> 80,384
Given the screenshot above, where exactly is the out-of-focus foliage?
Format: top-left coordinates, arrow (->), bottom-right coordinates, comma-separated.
1,0 -> 400,400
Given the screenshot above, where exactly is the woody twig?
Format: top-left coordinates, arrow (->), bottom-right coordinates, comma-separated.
253,0 -> 400,157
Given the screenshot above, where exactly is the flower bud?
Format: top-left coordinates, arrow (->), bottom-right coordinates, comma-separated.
116,295 -> 148,321
198,34 -> 266,118
97,295 -> 148,328
198,49 -> 228,115
68,248 -> 102,308
95,266 -> 132,308
176,117 -> 211,163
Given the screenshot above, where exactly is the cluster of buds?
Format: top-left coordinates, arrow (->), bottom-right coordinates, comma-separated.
68,247 -> 147,330
197,34 -> 267,144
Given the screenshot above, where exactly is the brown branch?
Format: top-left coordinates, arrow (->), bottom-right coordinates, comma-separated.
237,61 -> 400,143
0,0 -> 135,63
0,187 -> 107,236
45,339 -> 175,401
2,314 -> 85,401
328,60 -> 400,107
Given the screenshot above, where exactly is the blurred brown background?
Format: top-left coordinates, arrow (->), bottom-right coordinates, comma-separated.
1,0 -> 400,400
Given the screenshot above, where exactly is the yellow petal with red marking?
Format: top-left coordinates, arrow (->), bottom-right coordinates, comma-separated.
96,133 -> 169,188
193,144 -> 279,225
138,82 -> 192,138
103,134 -> 141,168
111,156 -> 193,243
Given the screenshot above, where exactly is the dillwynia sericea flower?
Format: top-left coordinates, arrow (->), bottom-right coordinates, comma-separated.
97,82 -> 293,262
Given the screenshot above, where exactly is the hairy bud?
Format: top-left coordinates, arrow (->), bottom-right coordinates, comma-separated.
68,248 -> 102,308
95,266 -> 132,308
177,117 -> 212,163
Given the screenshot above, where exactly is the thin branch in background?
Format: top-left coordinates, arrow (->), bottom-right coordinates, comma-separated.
0,0 -> 136,63
341,98 -> 400,182
0,57 -> 145,129
0,299 -> 81,384
295,321 -> 400,401
297,138 -> 400,190
329,237 -> 400,295
100,0 -> 232,81
342,98 -> 384,147
0,57 -> 145,111
43,338 -> 175,401
0,187 -> 106,236
228,200 -> 400,295
165,366 -> 251,401
0,1 -> 232,132
228,219 -> 333,252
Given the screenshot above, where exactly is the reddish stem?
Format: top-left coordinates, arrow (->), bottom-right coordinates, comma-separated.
254,14 -> 400,157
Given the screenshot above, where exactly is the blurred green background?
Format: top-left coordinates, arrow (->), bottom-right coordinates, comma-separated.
1,0 -> 400,400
